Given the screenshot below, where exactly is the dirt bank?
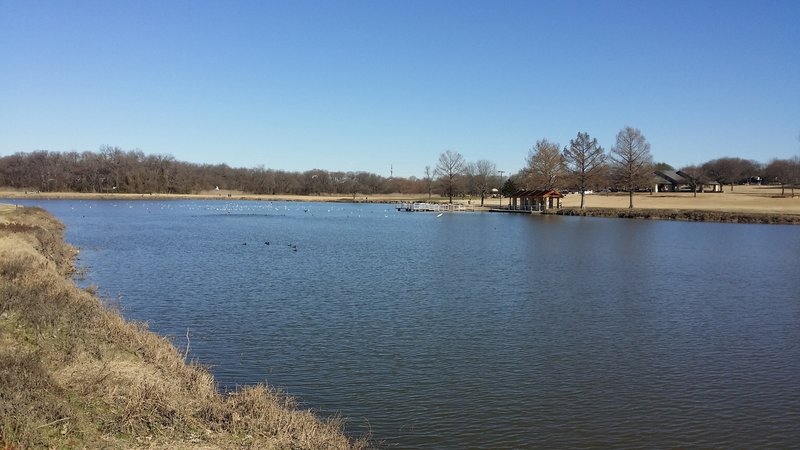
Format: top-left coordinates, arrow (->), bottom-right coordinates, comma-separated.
547,207 -> 800,225
0,206 -> 368,449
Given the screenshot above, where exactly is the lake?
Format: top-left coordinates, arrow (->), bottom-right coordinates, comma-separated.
7,198 -> 800,448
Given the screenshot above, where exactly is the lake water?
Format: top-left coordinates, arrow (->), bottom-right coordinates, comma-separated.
7,199 -> 800,448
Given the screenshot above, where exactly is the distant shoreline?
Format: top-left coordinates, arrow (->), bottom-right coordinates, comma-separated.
546,207 -> 800,225
0,190 -> 443,206
2,186 -> 799,225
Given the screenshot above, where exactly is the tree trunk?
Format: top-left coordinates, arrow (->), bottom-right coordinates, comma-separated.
628,190 -> 634,208
580,191 -> 585,208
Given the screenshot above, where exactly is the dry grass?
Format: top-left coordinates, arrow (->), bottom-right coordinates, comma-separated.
3,185 -> 800,216
0,206 -> 368,449
550,207 -> 800,224
561,185 -> 800,215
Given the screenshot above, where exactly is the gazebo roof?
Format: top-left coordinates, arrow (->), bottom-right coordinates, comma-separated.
511,189 -> 564,198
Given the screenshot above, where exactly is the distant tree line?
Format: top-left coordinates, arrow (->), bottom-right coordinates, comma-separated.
0,146 -> 430,196
2,135 -> 798,204
0,146 -> 503,199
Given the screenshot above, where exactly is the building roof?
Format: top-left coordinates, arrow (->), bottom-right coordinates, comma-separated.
654,170 -> 690,185
675,170 -> 721,185
511,189 -> 564,198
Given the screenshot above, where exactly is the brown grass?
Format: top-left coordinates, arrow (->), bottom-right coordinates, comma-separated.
0,206 -> 369,449
560,185 -> 800,215
4,185 -> 800,216
550,207 -> 800,224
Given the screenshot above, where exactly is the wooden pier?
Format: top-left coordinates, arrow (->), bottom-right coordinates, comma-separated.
397,202 -> 471,212
488,207 -> 544,214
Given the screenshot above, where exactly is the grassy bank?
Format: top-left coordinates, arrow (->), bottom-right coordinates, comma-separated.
548,207 -> 800,224
0,206 -> 367,449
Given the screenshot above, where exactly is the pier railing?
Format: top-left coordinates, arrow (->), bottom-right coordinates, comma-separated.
510,205 -> 545,212
397,202 -> 469,212
491,204 -> 546,214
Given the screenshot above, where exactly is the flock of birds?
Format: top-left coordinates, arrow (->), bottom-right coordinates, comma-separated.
237,208 -> 444,250
241,240 -> 298,252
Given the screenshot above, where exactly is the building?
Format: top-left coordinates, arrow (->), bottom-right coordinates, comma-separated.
509,189 -> 564,211
654,170 -> 723,193
654,170 -> 692,192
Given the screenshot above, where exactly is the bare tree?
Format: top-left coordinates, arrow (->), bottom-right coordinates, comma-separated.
679,164 -> 705,197
423,165 -> 433,198
0,148 -> 433,196
525,139 -> 564,190
469,159 -> 497,206
435,150 -> 466,203
653,162 -> 674,172
764,159 -> 794,196
793,131 -> 800,198
610,127 -> 654,208
562,132 -> 606,208
702,157 -> 759,191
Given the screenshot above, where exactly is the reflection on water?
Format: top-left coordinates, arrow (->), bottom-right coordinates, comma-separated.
8,199 -> 800,448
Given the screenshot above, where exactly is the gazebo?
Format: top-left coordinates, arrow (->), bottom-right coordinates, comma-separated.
509,189 -> 564,211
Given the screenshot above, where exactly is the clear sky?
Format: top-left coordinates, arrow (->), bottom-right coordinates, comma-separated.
2,0 -> 798,178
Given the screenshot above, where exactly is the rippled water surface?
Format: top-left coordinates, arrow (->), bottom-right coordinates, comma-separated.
9,199 -> 800,448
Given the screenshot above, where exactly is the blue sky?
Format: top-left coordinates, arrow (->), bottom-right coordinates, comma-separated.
1,0 -> 798,178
